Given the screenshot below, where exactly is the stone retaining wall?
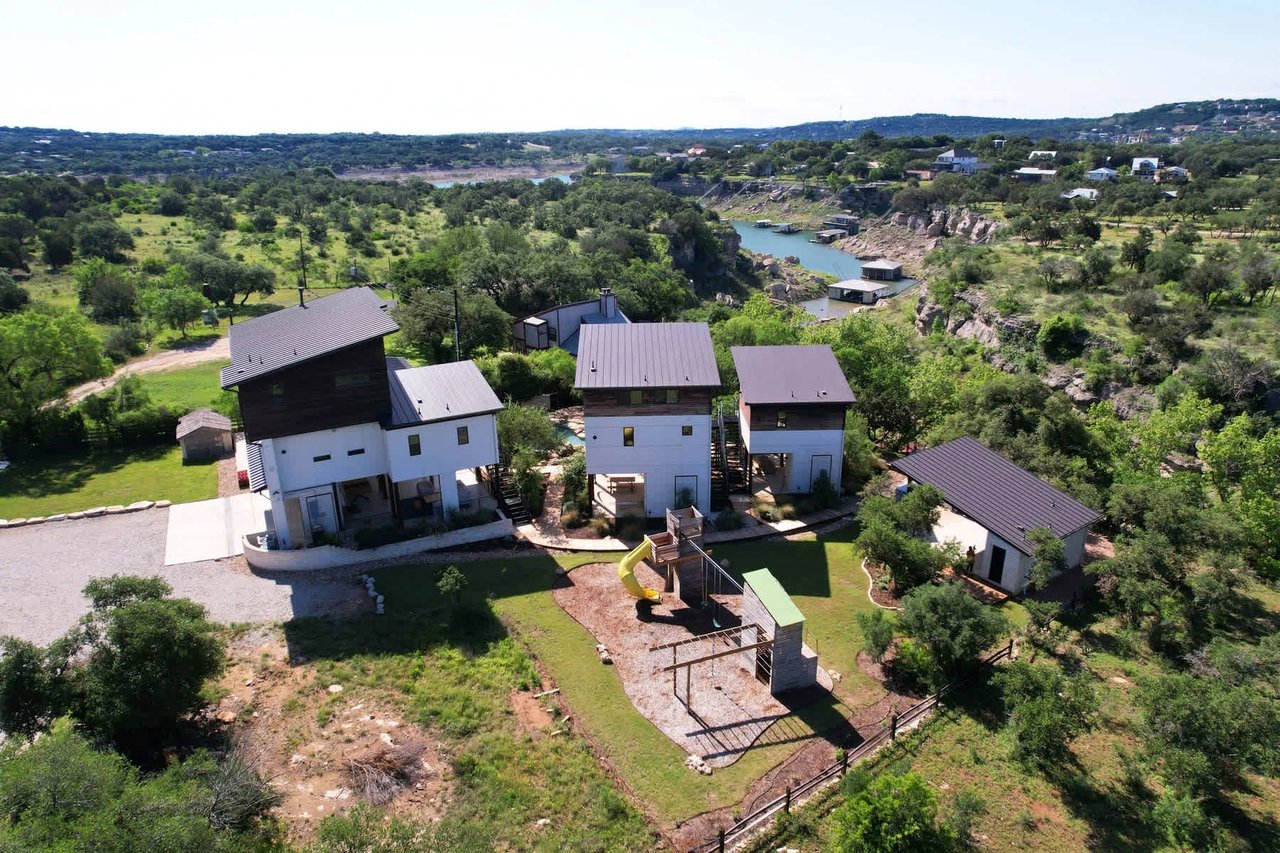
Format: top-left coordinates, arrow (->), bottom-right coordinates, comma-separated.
242,518 -> 515,572
0,500 -> 172,529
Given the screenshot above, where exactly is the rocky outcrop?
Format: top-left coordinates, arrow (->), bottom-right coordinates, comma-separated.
747,252 -> 828,301
914,289 -> 1035,351
834,207 -> 1001,277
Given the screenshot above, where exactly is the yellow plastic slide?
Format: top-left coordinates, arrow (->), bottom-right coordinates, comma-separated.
618,540 -> 662,603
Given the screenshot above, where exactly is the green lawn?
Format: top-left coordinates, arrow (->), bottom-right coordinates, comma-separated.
374,550 -> 856,829
135,361 -> 232,412
0,446 -> 218,517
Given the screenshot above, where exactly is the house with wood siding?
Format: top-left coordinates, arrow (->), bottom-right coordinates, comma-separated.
574,323 -> 720,519
890,437 -> 1100,594
220,287 -> 503,550
730,346 -> 856,496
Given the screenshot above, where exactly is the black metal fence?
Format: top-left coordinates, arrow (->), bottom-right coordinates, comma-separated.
691,640 -> 1016,853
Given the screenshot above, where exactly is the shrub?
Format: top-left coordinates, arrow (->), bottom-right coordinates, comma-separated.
713,507 -> 743,531
830,770 -> 948,853
102,322 -> 149,363
1036,313 -> 1086,361
994,660 -> 1097,768
560,506 -> 582,528
857,609 -> 895,663
589,516 -> 613,537
899,581 -> 1009,678
511,447 -> 546,517
615,514 -> 645,540
810,468 -> 839,509
561,450 -> 587,506
889,638 -> 939,692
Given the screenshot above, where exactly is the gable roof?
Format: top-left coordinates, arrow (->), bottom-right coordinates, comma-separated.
889,436 -> 1100,555
220,287 -> 399,388
575,323 -> 719,390
939,147 -> 976,159
861,259 -> 902,272
176,408 -> 231,439
731,345 -> 855,406
388,360 -> 503,427
743,569 -> 805,628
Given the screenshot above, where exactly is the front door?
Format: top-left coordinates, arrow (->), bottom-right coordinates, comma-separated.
673,475 -> 698,510
988,546 -> 1006,586
809,455 -> 833,492
304,493 -> 338,540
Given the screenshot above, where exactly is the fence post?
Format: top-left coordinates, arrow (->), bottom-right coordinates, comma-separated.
784,786 -> 792,813
890,712 -> 898,740
718,829 -> 725,852
841,749 -> 849,775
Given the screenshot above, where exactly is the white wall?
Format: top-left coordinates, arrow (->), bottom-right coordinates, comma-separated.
385,413 -> 499,484
267,423 -> 388,493
972,530 -> 1031,594
1063,527 -> 1088,568
742,427 -> 845,493
584,414 -> 711,517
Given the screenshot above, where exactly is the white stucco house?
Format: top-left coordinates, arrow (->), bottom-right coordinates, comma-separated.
930,147 -> 982,175
1085,167 -> 1118,182
890,437 -> 1101,595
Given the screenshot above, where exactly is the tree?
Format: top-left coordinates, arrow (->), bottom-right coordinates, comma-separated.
830,771 -> 948,853
75,218 -> 134,262
63,575 -> 224,753
893,484 -> 945,537
856,609 -> 895,663
1024,527 -> 1066,591
1238,245 -> 1277,305
994,661 -> 1097,768
1181,254 -> 1232,306
1120,227 -> 1154,271
496,403 -> 558,458
0,271 -> 29,314
1037,313 -> 1086,361
40,226 -> 75,268
0,309 -> 107,442
899,582 -> 1009,677
142,286 -> 211,337
1079,246 -> 1113,288
0,638 -> 60,738
435,565 -> 468,607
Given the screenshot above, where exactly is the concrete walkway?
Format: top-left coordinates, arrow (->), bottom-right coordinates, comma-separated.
516,500 -> 858,552
165,492 -> 270,565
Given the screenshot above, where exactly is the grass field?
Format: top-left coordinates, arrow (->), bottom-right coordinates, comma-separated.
134,361 -> 233,412
0,446 -> 218,517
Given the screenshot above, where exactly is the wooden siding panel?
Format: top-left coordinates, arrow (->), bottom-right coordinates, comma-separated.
746,403 -> 847,432
240,338 -> 391,441
582,388 -> 715,419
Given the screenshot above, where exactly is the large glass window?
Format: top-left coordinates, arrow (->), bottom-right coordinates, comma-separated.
457,426 -> 469,445
623,427 -> 634,447
408,434 -> 421,456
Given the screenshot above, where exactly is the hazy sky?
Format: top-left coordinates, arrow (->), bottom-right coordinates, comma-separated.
3,0 -> 1277,135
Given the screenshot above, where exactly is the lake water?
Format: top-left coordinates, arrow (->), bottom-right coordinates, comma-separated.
431,173 -> 573,189
730,220 -> 918,320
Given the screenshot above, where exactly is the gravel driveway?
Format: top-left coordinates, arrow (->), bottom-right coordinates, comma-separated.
0,509 -> 364,645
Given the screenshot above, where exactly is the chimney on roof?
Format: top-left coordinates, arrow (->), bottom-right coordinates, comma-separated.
599,286 -> 616,319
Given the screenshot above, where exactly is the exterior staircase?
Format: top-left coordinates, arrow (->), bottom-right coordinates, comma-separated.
495,464 -> 532,525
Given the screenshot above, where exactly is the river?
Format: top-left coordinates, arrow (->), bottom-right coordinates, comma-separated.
431,173 -> 573,189
730,220 -> 917,321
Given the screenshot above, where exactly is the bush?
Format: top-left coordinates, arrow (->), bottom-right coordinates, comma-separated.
994,660 -> 1097,768
615,514 -> 645,540
589,516 -> 613,537
889,638 -> 939,692
857,609 -> 895,663
511,447 -> 547,516
810,468 -> 839,509
713,507 -> 743,531
899,581 -> 1009,678
560,505 -> 582,528
1037,313 -> 1086,361
102,322 -> 149,363
497,403 -> 558,458
830,770 -> 948,853
561,450 -> 587,506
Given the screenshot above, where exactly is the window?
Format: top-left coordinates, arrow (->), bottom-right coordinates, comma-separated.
313,454 -> 331,462
665,389 -> 680,404
681,425 -> 693,437
347,448 -> 365,457
629,390 -> 643,405
335,371 -> 371,389
776,411 -> 788,429
457,426 -> 469,445
271,382 -> 285,407
407,435 -> 421,457
623,427 -> 634,447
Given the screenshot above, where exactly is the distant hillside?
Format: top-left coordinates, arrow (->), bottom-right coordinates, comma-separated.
2,98 -> 1274,176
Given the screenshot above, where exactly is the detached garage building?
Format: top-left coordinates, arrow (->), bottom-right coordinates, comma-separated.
890,437 -> 1100,594
176,409 -> 233,462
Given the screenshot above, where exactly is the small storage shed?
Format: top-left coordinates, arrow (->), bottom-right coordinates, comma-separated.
740,569 -> 818,694
176,409 -> 233,462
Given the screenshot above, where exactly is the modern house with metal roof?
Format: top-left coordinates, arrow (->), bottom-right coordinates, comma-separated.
219,287 -> 505,550
890,437 -> 1101,594
575,322 -> 720,519
731,346 -> 856,496
511,287 -> 630,356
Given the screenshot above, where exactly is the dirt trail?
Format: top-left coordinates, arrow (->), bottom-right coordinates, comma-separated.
66,336 -> 230,404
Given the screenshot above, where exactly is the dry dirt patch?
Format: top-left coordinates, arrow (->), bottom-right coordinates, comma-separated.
214,627 -> 450,844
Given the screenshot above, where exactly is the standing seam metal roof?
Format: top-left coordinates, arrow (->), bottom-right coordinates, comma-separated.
574,323 -> 720,389
388,360 -> 503,427
730,345 -> 856,406
889,437 -> 1100,556
219,287 -> 399,388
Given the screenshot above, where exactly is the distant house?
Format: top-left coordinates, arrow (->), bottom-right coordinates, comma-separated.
575,323 -> 720,519
822,213 -> 861,232
512,288 -> 629,355
731,345 -> 856,495
905,168 -> 936,181
890,437 -> 1100,594
1028,150 -> 1057,160
1011,167 -> 1058,183
992,138 -> 1007,150
1061,187 -> 1099,202
687,145 -> 708,156
176,409 -> 232,462
219,287 -> 504,550
1157,165 -> 1189,183
861,259 -> 903,282
1085,167 -> 1118,182
930,147 -> 982,175
829,280 -> 890,304
1132,156 -> 1162,180
812,229 -> 847,244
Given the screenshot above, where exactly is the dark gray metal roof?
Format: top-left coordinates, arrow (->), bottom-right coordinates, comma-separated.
388,360 -> 503,427
220,287 -> 399,388
175,408 -> 231,440
890,437 -> 1100,556
731,345 -> 856,406
575,323 -> 720,389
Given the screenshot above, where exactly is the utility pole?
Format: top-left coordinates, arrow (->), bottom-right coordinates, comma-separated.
452,287 -> 461,362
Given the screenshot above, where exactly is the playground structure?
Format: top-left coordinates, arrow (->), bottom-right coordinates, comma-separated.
588,506 -> 824,762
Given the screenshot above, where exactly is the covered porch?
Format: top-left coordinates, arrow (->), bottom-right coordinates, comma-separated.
592,473 -> 645,519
